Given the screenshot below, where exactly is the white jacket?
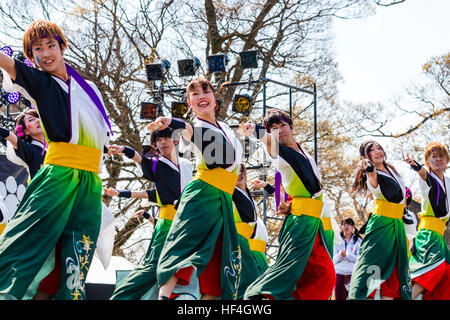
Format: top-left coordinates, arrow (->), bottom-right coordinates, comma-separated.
333,236 -> 362,275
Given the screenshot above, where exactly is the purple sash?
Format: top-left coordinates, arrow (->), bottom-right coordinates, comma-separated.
65,63 -> 113,136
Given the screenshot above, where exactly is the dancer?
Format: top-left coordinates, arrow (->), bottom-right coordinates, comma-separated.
232,164 -> 260,299
405,142 -> 450,299
153,76 -> 243,300
1,109 -> 46,180
108,127 -> 193,300
0,19 -> 111,300
348,140 -> 411,300
241,109 -> 335,300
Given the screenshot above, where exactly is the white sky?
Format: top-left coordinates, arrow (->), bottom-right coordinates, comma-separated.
333,0 -> 450,105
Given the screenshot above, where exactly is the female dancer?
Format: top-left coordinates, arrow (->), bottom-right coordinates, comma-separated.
348,140 -> 411,300
107,127 -> 193,300
241,109 -> 335,300
151,76 -> 243,300
1,108 -> 46,180
232,164 -> 260,299
0,20 -> 111,300
405,142 -> 450,299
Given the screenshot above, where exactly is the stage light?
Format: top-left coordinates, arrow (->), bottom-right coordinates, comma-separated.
171,101 -> 189,118
232,94 -> 252,115
145,59 -> 171,81
140,102 -> 161,120
239,50 -> 259,69
7,92 -> 20,104
17,51 -> 33,67
206,54 -> 229,73
177,57 -> 201,77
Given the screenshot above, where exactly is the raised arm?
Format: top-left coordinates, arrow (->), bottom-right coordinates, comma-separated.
0,127 -> 18,149
108,145 -> 142,165
404,154 -> 428,181
147,116 -> 193,143
240,123 -> 278,158
0,51 -> 16,80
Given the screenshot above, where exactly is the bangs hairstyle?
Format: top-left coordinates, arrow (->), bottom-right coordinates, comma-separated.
15,109 -> 40,143
186,77 -> 217,96
262,109 -> 293,133
150,127 -> 174,147
424,142 -> 449,165
359,140 -> 385,159
22,19 -> 68,60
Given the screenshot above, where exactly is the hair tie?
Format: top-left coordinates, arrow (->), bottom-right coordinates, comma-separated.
16,125 -> 24,137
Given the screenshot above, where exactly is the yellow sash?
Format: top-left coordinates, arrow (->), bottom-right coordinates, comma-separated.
193,167 -> 238,195
249,239 -> 266,253
418,216 -> 446,236
235,222 -> 254,240
373,199 -> 404,219
0,223 -> 6,236
321,217 -> 332,231
291,197 -> 323,219
44,142 -> 101,173
159,205 -> 176,221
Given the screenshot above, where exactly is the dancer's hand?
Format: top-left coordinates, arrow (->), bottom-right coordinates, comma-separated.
133,209 -> 155,226
108,145 -> 124,156
103,187 -> 119,197
340,249 -> 346,258
147,117 -> 171,132
251,179 -> 267,189
404,154 -> 418,167
238,123 -> 256,138
359,159 -> 374,173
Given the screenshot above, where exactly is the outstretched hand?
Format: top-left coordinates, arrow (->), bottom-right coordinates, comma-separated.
108,145 -> 124,156
103,187 -> 119,197
251,179 -> 267,189
132,209 -> 155,226
238,123 -> 256,138
147,117 -> 171,132
404,154 -> 417,166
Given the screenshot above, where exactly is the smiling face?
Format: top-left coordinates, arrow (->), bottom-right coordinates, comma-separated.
366,143 -> 385,165
186,79 -> 217,121
30,37 -> 66,75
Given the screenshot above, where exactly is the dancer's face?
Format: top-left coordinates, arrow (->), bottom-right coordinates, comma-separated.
427,151 -> 449,172
30,37 -> 66,75
269,121 -> 294,146
156,136 -> 176,159
23,114 -> 43,138
367,143 -> 385,165
187,84 -> 216,120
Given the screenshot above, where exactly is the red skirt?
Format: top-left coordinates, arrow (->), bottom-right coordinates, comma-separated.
368,261 -> 401,299
174,231 -> 223,298
413,261 -> 450,300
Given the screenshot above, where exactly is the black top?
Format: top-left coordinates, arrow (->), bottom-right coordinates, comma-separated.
376,169 -> 404,204
191,120 -> 236,170
13,60 -> 71,142
233,187 -> 257,224
14,139 -> 46,179
278,143 -> 322,196
141,156 -> 182,206
425,172 -> 448,218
